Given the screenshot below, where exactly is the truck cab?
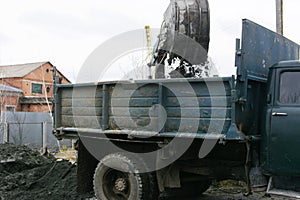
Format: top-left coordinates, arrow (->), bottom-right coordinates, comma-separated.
262,61 -> 300,193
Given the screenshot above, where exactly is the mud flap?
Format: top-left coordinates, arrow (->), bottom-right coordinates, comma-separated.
77,139 -> 98,195
267,176 -> 300,198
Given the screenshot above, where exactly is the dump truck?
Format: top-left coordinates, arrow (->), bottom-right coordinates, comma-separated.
52,17 -> 300,199
52,0 -> 300,197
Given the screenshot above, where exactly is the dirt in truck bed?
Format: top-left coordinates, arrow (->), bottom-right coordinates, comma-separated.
0,143 -> 291,200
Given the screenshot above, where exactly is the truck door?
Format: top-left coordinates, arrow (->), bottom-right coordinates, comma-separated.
269,69 -> 300,176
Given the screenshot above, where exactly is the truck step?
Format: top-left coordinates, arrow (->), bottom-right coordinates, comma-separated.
267,176 -> 300,198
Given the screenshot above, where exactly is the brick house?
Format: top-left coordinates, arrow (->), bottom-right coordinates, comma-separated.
0,61 -> 70,112
0,84 -> 23,112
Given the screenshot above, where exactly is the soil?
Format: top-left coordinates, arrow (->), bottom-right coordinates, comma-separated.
0,143 -> 293,200
0,143 -> 77,200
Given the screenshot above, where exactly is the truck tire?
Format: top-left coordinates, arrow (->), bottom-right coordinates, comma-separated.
93,153 -> 158,200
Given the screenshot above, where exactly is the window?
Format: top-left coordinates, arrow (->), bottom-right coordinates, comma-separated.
46,86 -> 51,93
279,71 -> 300,104
6,106 -> 15,112
32,83 -> 42,94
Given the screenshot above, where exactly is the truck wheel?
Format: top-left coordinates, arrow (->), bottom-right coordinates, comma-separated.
93,153 -> 157,200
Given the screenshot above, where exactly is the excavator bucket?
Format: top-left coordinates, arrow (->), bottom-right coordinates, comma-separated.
151,0 -> 210,78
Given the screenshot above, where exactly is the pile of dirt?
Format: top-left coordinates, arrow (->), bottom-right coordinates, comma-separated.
0,143 -> 78,200
0,144 -> 286,200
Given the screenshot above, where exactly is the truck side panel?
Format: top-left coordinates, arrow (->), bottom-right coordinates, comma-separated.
59,85 -> 103,129
55,78 -> 234,138
109,81 -> 232,134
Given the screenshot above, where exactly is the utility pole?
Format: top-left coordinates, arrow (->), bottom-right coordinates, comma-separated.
276,0 -> 283,35
145,25 -> 154,79
145,25 -> 152,62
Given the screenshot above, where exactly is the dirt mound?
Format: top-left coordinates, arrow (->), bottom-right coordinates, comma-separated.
0,144 -> 286,200
0,143 -> 78,200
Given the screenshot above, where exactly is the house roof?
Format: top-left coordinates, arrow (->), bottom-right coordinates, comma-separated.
0,84 -> 23,93
0,61 -> 71,83
0,61 -> 49,78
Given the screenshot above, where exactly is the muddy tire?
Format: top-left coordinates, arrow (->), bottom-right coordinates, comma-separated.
93,153 -> 158,200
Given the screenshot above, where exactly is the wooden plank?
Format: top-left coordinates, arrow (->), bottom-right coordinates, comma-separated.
164,82 -> 231,97
109,107 -> 231,119
61,107 -> 102,116
166,96 -> 231,107
61,86 -> 103,98
107,116 -> 231,134
110,107 -> 156,117
109,116 -> 159,131
61,115 -> 102,128
191,81 -> 231,97
110,98 -> 158,107
109,84 -> 158,98
61,98 -> 102,107
165,118 -> 231,133
166,107 -> 231,118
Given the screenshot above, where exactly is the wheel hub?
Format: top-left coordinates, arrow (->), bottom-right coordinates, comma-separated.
115,178 -> 127,192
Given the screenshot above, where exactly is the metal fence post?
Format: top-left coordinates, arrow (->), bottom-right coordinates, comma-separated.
42,122 -> 47,153
3,122 -> 9,143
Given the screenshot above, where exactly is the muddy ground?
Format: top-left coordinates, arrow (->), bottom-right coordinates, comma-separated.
0,144 -> 294,200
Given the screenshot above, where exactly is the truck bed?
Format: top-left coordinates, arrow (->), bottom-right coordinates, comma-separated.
54,77 -> 239,140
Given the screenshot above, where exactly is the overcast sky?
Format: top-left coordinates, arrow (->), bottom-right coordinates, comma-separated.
1,0 -> 300,82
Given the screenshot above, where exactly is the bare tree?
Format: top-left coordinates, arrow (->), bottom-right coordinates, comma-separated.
119,52 -> 149,80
